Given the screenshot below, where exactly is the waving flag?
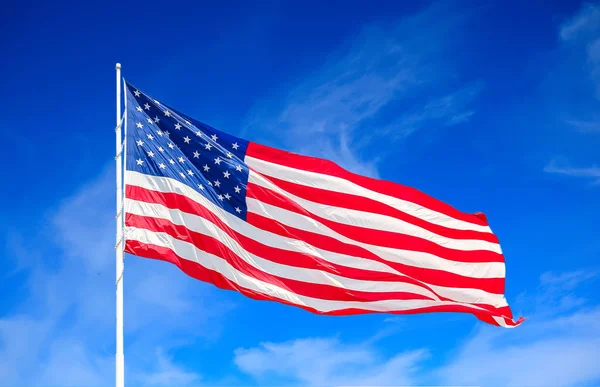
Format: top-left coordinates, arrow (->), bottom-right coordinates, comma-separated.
123,82 -> 523,328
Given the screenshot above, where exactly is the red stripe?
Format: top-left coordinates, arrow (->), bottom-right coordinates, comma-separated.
128,211 -> 512,315
127,214 -> 435,303
247,183 -> 504,264
248,212 -> 505,294
126,185 -> 452,301
125,240 -> 513,326
125,185 -> 446,296
126,184 -> 505,295
258,174 -> 500,244
246,142 -> 489,227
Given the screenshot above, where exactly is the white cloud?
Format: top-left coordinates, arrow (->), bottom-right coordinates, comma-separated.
383,82 -> 483,140
560,3 -> 600,42
544,160 -> 600,184
243,3 -> 481,178
234,337 -> 428,386
0,167 -> 230,386
545,3 -> 600,181
565,119 -> 600,133
233,269 -> 600,387
133,349 -> 201,386
540,269 -> 597,289
433,269 -> 600,386
34,339 -> 112,387
435,307 -> 600,387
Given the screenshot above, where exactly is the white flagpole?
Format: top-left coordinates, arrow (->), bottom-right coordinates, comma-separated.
115,63 -> 125,387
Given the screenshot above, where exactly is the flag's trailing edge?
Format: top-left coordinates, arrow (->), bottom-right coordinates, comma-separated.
123,82 -> 524,328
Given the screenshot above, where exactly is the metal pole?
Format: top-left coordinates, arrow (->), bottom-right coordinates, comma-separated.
115,62 -> 125,387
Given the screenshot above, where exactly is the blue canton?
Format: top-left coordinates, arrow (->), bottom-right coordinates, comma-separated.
125,83 -> 250,220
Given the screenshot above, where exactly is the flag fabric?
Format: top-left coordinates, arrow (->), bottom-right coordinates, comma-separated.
123,82 -> 524,328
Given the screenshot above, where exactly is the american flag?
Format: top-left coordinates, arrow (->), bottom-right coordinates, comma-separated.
123,82 -> 524,328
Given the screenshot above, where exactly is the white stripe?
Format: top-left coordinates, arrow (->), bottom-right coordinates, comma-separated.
126,171 -> 504,279
248,171 -> 502,254
126,199 -> 441,301
493,316 -> 517,328
124,171 -> 508,307
247,198 -> 505,280
126,226 -> 494,314
127,198 -> 509,308
245,156 -> 492,234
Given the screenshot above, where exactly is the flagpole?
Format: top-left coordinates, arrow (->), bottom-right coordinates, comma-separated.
115,62 -> 125,387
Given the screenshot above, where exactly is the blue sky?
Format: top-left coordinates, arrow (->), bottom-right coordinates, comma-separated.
1,0 -> 600,386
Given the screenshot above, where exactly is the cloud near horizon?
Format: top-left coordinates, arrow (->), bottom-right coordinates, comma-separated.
0,167 -> 232,387
233,269 -> 600,387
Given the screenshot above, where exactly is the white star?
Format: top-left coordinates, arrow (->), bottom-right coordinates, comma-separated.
187,169 -> 194,176
203,164 -> 210,172
224,193 -> 231,200
235,207 -> 242,214
169,159 -> 175,165
147,151 -> 155,157
208,181 -> 213,186
234,186 -> 241,193
180,172 -> 186,179
193,151 -> 200,158
214,180 -> 221,187
235,164 -> 243,172
204,143 -> 213,150
144,103 -> 151,110
136,140 -> 144,146
196,130 -> 202,137
211,134 -> 218,141
158,146 -> 164,152
134,90 -> 141,97
178,157 -> 185,163
147,118 -> 153,124
232,142 -> 239,150
159,163 -> 166,169
168,143 -> 175,149
214,157 -> 222,165
136,159 -> 144,165
165,131 -> 170,137
198,184 -> 204,190
164,110 -> 171,117
146,134 -> 154,140
136,106 -> 143,112
154,116 -> 160,123
223,171 -> 231,179
136,122 -> 143,128
183,136 -> 191,144
175,122 -> 182,130
226,152 -> 233,158
154,99 -> 160,105
217,194 -> 224,201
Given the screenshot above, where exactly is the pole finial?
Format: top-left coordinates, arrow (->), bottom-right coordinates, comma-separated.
115,63 -> 122,70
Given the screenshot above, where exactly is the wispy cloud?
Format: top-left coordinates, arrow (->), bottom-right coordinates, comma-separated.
544,160 -> 600,184
566,119 -> 600,133
133,348 -> 201,386
544,3 -> 600,183
234,336 -> 428,386
559,3 -> 600,42
243,3 -> 481,178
